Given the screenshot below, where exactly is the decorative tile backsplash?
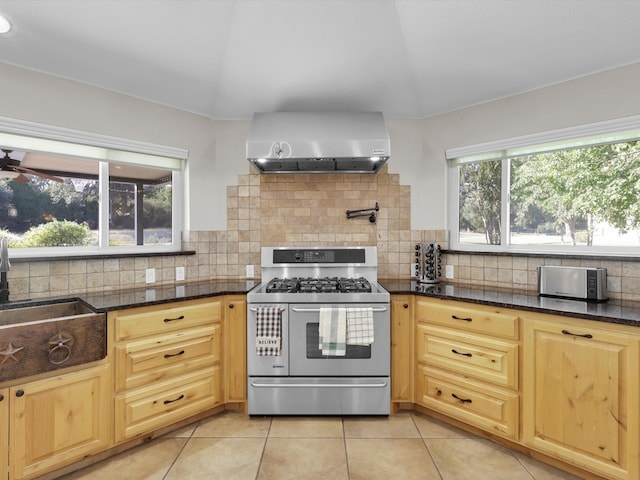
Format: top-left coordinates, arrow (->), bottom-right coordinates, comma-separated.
6,165 -> 640,302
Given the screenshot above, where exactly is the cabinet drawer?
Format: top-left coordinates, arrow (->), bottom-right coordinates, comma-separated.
115,300 -> 222,341
115,325 -> 221,391
416,300 -> 518,339
416,325 -> 518,388
115,367 -> 221,442
416,366 -> 519,441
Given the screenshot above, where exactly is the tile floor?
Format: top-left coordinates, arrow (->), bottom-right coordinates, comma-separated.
63,411 -> 585,480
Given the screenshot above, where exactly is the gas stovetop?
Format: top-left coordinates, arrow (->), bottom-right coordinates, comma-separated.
266,277 -> 372,294
247,246 -> 390,304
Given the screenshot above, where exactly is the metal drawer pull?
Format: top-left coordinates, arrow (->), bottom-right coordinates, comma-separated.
452,393 -> 472,403
164,315 -> 185,323
163,394 -> 185,404
451,315 -> 472,322
451,349 -> 472,357
250,381 -> 387,388
290,307 -> 388,313
164,350 -> 185,358
561,329 -> 593,339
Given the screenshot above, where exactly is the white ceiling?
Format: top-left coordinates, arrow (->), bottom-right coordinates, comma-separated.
0,0 -> 639,120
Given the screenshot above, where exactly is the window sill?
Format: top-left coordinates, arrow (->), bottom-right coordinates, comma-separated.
8,250 -> 196,263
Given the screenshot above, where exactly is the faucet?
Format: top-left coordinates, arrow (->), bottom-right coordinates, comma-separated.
0,236 -> 10,303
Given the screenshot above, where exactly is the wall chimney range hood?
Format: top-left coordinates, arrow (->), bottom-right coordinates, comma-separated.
246,112 -> 390,173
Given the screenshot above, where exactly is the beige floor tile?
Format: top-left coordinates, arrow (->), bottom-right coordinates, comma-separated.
426,438 -> 533,480
344,412 -> 420,438
166,437 -> 265,480
412,412 -> 477,439
257,437 -> 348,480
347,438 -> 442,480
269,416 -> 344,437
192,410 -> 271,437
514,452 -> 585,480
64,438 -> 187,480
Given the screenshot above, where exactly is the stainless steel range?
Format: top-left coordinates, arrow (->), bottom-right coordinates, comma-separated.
247,246 -> 390,415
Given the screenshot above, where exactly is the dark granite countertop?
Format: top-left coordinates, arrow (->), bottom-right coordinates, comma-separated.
0,279 -> 258,316
379,279 -> 640,327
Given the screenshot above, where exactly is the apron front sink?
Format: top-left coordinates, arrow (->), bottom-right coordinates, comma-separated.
0,300 -> 106,382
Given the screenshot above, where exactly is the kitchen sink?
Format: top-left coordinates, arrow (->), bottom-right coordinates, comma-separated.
0,300 -> 95,326
0,299 -> 106,382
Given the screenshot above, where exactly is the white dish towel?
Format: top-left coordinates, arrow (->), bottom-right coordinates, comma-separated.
319,307 -> 346,356
346,307 -> 374,346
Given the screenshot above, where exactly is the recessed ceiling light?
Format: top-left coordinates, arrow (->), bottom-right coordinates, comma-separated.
0,14 -> 12,34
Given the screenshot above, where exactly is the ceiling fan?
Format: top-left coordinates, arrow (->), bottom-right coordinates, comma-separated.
0,149 -> 63,183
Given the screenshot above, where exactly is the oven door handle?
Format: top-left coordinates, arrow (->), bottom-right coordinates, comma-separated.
290,307 -> 388,313
250,381 -> 388,388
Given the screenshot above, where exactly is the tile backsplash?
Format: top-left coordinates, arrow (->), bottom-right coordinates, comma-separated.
6,166 -> 640,302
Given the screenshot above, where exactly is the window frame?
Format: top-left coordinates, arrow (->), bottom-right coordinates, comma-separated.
446,114 -> 640,256
0,116 -> 186,259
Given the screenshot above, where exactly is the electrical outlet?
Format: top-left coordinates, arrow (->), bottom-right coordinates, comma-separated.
175,266 -> 185,281
145,268 -> 155,284
246,265 -> 255,277
445,265 -> 454,279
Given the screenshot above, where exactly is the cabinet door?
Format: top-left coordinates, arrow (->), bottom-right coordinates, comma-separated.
224,295 -> 247,405
523,318 -> 640,480
10,364 -> 112,480
1,387 -> 8,480
391,295 -> 413,404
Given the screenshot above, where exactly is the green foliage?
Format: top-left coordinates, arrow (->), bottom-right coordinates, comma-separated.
20,220 -> 92,247
459,161 -> 502,244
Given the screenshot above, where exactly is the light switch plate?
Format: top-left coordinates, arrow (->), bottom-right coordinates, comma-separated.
146,268 -> 155,283
445,265 -> 454,279
246,265 -> 255,277
176,266 -> 185,281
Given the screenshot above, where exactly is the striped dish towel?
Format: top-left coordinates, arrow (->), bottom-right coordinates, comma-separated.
256,306 -> 282,356
346,307 -> 374,345
319,307 -> 346,356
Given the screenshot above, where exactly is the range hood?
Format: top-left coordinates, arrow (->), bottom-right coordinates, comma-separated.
246,112 -> 390,173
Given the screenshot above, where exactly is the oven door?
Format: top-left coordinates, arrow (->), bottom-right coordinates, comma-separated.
288,303 -> 389,377
247,303 -> 289,376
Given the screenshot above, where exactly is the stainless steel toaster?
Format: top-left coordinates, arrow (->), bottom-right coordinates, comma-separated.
538,265 -> 607,302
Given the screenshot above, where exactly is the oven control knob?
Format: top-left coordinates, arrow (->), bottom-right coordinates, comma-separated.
294,252 -> 302,261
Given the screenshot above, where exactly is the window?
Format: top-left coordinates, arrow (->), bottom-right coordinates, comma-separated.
0,117 -> 186,257
447,115 -> 640,255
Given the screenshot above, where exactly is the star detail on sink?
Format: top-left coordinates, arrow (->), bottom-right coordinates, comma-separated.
0,342 -> 25,365
48,332 -> 73,347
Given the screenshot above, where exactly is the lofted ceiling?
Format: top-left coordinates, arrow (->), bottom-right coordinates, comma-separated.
0,0 -> 639,120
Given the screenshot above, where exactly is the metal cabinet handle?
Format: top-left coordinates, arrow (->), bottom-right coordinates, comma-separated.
561,329 -> 593,339
163,394 -> 185,405
229,304 -> 234,309
403,304 -> 409,308
451,349 -> 472,357
164,350 -> 185,359
451,315 -> 472,322
15,389 -> 24,398
0,394 -> 4,401
164,315 -> 185,323
452,393 -> 472,403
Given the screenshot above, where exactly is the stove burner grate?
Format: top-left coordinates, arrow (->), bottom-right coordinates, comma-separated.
265,276 -> 372,294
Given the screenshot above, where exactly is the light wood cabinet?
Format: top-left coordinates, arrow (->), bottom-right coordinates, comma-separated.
414,298 -> 520,441
523,315 -> 640,480
1,387 -> 8,480
224,295 -> 247,406
112,298 -> 224,443
9,364 -> 112,480
391,295 -> 413,408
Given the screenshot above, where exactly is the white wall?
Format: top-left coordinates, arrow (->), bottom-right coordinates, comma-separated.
2,61 -> 639,232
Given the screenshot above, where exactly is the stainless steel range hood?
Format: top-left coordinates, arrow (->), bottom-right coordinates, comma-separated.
246,112 -> 390,173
